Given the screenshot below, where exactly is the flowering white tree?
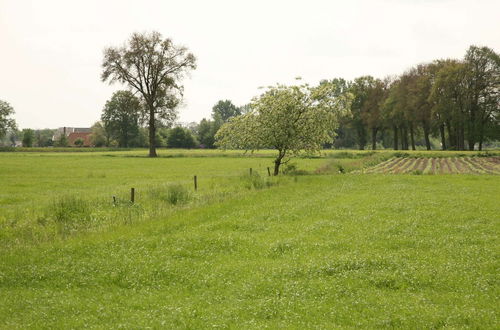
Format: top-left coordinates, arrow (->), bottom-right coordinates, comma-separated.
216,82 -> 352,175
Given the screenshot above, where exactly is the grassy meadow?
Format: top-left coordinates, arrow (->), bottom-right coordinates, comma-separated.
0,149 -> 499,328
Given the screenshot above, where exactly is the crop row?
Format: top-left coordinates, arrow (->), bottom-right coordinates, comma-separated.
365,157 -> 500,174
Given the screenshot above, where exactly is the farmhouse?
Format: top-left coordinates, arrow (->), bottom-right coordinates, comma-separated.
52,127 -> 93,147
67,132 -> 92,147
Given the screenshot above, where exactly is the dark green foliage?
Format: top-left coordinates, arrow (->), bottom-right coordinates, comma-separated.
21,129 -> 34,147
74,138 -> 84,147
196,118 -> 218,148
101,31 -> 197,157
90,122 -> 108,147
101,91 -> 141,147
325,45 -> 500,151
54,134 -> 68,147
0,100 -> 16,139
212,100 -> 241,123
166,127 -> 198,148
34,129 -> 56,147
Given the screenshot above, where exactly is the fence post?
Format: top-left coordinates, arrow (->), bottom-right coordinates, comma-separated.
130,188 -> 135,203
267,167 -> 271,176
194,175 -> 198,191
250,168 -> 253,176
112,196 -> 116,205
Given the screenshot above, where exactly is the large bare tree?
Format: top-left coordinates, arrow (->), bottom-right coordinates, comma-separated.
101,31 -> 196,157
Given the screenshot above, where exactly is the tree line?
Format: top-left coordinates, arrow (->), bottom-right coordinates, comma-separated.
335,45 -> 499,151
1,31 -> 498,153
89,95 -> 245,149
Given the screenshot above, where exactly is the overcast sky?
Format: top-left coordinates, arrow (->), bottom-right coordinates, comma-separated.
1,0 -> 499,129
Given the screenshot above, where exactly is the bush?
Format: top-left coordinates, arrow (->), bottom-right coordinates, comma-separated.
48,196 -> 93,235
282,163 -> 309,175
241,172 -> 273,190
393,152 -> 410,158
150,184 -> 192,205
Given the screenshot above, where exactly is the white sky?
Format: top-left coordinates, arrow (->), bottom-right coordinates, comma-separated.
1,0 -> 499,129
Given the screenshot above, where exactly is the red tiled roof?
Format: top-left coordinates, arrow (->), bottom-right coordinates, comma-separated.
68,132 -> 92,147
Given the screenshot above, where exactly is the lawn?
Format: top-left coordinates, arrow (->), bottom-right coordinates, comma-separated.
0,150 -> 499,328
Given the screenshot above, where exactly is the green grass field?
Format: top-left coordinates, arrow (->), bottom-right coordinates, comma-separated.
0,149 -> 499,328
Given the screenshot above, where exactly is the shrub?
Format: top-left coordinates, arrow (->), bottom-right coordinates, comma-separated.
282,163 -> 309,175
393,152 -> 410,158
74,138 -> 84,147
241,173 -> 275,190
150,184 -> 191,205
48,196 -> 93,234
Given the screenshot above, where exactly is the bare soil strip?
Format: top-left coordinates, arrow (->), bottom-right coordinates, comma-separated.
393,158 -> 412,173
384,158 -> 405,173
482,158 -> 500,172
431,158 -> 437,173
365,156 -> 500,175
471,158 -> 497,174
462,158 -> 486,174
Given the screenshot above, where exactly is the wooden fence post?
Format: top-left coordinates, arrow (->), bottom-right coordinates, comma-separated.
250,168 -> 253,175
130,188 -> 135,203
267,167 -> 271,176
194,175 -> 198,191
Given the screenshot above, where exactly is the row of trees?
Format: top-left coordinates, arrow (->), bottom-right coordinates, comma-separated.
2,31 -> 498,154
98,32 -> 498,153
341,45 -> 499,151
92,90 -> 244,149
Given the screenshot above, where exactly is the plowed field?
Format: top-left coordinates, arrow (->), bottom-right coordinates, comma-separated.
365,157 -> 500,174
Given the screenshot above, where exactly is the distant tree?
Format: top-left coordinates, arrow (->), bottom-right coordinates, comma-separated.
212,100 -> 241,123
74,138 -> 84,147
90,122 -> 108,147
55,134 -> 69,147
0,100 -> 17,139
349,76 -> 375,150
167,126 -> 197,148
196,118 -> 217,148
382,77 -> 412,150
34,129 -> 56,147
101,91 -> 141,147
216,82 -> 351,175
463,45 -> 500,150
8,129 -> 21,146
21,129 -> 35,147
102,31 -> 197,157
361,78 -> 387,150
430,60 -> 468,150
238,103 -> 252,114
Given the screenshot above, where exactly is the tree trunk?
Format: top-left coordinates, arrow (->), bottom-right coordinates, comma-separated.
357,124 -> 366,150
393,126 -> 398,150
409,123 -> 416,150
478,124 -> 484,151
400,126 -> 409,150
439,124 -> 446,150
468,138 -> 475,151
446,121 -> 455,150
423,121 -> 431,150
148,107 -> 157,157
274,150 -> 285,176
371,127 -> 377,150
467,105 -> 477,151
273,159 -> 281,176
459,125 -> 466,151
